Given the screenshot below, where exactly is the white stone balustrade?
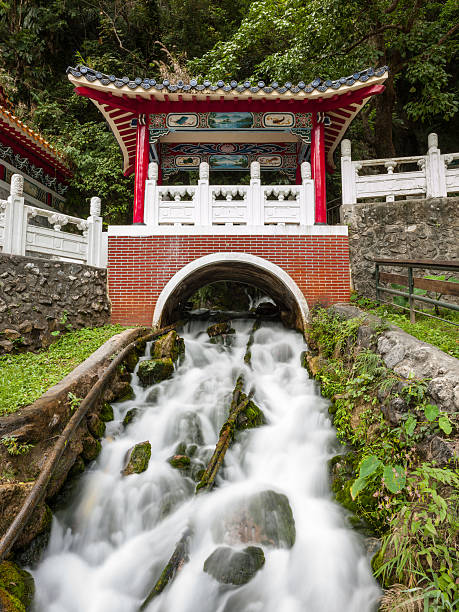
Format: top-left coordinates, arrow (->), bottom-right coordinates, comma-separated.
341,133 -> 459,205
144,160 -> 316,229
0,174 -> 107,267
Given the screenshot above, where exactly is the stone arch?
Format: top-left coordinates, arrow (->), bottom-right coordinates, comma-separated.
152,253 -> 309,330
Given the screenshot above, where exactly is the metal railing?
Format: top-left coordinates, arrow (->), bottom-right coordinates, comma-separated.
374,258 -> 459,325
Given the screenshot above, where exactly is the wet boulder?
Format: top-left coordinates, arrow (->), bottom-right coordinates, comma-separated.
122,441 -> 151,475
213,490 -> 296,549
255,301 -> 279,317
207,322 -> 235,338
138,358 -> 174,386
99,402 -> 114,422
203,546 -> 265,586
176,412 -> 204,446
151,331 -> 185,363
123,407 -> 139,427
168,454 -> 191,469
0,561 -> 35,612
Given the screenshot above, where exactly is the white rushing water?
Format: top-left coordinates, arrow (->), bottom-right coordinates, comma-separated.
32,320 -> 380,612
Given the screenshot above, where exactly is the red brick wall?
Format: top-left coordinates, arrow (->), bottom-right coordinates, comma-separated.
108,235 -> 350,325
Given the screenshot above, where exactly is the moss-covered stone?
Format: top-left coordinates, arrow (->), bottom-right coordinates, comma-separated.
213,490 -> 296,549
122,408 -> 139,427
175,441 -> 187,455
207,322 -> 235,338
151,331 -> 185,363
138,358 -> 174,386
81,434 -> 102,462
135,338 -> 147,354
168,454 -> 191,469
87,413 -> 105,439
99,402 -> 114,422
203,546 -> 265,585
0,561 -> 34,611
125,349 -> 139,372
114,382 -> 134,402
122,441 -> 151,475
68,456 -> 85,479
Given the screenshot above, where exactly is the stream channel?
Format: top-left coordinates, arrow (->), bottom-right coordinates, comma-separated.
31,318 -> 380,611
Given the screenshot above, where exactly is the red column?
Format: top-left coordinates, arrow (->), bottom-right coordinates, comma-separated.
133,115 -> 149,224
311,115 -> 327,224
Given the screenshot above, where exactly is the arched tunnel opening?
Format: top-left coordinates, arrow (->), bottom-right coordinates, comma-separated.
153,254 -> 309,331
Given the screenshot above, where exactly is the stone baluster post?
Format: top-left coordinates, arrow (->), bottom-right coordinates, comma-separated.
3,174 -> 26,256
86,196 -> 103,267
250,161 -> 262,225
340,139 -> 357,205
384,160 -> 397,202
425,133 -> 447,198
300,162 -> 315,225
197,162 -> 210,226
145,162 -> 158,227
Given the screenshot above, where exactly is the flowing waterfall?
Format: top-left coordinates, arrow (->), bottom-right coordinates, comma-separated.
32,320 -> 380,612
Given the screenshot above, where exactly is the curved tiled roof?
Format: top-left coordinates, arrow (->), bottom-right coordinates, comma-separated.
67,65 -> 388,172
67,65 -> 388,96
0,104 -> 72,177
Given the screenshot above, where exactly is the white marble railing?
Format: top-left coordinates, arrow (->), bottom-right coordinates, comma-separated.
144,161 -> 315,228
341,133 -> 459,205
0,174 -> 107,267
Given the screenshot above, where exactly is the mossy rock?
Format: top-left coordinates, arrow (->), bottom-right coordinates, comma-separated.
68,456 -> 85,479
81,434 -> 102,463
123,408 -> 139,427
87,413 -> 105,439
0,561 -> 34,611
168,454 -> 191,469
236,397 -> 265,430
122,441 -> 151,475
203,546 -> 265,586
138,358 -> 174,386
135,338 -> 147,354
176,412 -> 204,445
115,382 -> 134,402
151,331 -> 185,363
99,402 -> 114,422
175,441 -> 187,455
213,490 -> 295,549
207,322 -> 235,338
125,349 -> 139,372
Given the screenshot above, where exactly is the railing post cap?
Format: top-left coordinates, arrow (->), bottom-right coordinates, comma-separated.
90,196 -> 101,217
250,160 -> 260,179
341,139 -> 352,156
10,173 -> 24,197
300,161 -> 311,180
148,161 -> 158,180
199,161 -> 209,179
428,133 -> 438,150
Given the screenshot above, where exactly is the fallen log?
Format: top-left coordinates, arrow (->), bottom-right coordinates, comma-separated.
140,528 -> 192,609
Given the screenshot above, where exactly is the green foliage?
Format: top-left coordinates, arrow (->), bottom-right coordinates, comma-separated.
0,325 -> 127,415
0,436 -> 33,456
67,392 -> 82,412
350,293 -> 459,359
309,307 -> 458,606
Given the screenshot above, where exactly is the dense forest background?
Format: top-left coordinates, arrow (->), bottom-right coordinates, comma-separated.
0,0 -> 457,223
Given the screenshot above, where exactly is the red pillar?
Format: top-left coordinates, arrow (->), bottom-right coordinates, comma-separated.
311,115 -> 327,224
133,115 -> 149,224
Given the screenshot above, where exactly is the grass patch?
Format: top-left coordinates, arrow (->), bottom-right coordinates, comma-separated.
0,325 -> 128,416
350,294 -> 459,359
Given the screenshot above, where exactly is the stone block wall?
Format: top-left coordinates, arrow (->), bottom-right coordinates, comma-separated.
0,253 -> 110,353
341,197 -> 459,297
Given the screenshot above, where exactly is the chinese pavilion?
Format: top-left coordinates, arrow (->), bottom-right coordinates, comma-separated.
0,87 -> 72,211
67,65 -> 387,224
66,65 -> 388,329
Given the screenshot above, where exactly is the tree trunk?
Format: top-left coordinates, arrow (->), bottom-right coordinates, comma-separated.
374,72 -> 396,158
